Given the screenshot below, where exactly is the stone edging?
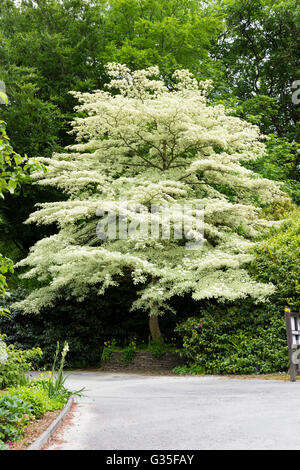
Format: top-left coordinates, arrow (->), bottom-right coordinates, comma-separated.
27,396 -> 74,450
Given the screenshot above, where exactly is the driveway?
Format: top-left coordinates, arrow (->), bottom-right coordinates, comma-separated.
45,371 -> 300,450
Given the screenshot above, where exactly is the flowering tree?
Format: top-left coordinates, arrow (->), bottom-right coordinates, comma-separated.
14,64 -> 287,339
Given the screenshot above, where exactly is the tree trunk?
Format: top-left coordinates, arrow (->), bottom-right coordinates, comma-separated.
149,314 -> 163,342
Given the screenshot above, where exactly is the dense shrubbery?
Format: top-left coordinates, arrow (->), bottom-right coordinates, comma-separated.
0,334 -> 42,389
0,285 -> 139,368
0,285 -> 186,368
175,311 -> 288,375
5,385 -> 67,418
0,395 -> 33,443
251,209 -> 300,313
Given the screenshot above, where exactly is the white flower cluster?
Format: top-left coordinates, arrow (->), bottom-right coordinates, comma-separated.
0,339 -> 8,364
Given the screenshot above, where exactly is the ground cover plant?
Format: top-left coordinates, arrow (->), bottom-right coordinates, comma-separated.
0,337 -> 77,450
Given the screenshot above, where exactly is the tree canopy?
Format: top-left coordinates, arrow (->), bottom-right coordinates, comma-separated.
0,119 -> 43,316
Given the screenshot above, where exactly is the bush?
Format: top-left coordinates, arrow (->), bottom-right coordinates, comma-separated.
101,340 -> 117,362
172,364 -> 205,375
0,334 -> 42,390
175,309 -> 289,375
121,339 -> 137,364
148,339 -> 175,359
5,385 -> 66,418
0,395 -> 33,442
0,440 -> 9,450
251,209 -> 300,313
0,286 -> 141,369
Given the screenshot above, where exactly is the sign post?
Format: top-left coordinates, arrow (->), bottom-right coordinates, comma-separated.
285,307 -> 300,382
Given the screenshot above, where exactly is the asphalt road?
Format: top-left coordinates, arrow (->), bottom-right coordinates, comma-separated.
45,371 -> 300,450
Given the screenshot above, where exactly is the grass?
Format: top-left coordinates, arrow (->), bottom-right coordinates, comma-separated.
224,372 -> 298,381
93,368 -> 297,381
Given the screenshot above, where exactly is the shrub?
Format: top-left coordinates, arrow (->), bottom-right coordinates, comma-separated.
101,340 -> 117,362
0,286 -> 140,369
148,339 -> 175,359
251,209 -> 300,313
5,385 -> 66,418
175,311 -> 288,375
121,339 -> 137,364
0,335 -> 42,390
172,364 -> 205,375
0,440 -> 9,450
0,395 -> 33,442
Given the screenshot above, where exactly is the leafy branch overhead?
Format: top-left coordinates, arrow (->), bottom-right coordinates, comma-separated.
0,120 -> 45,316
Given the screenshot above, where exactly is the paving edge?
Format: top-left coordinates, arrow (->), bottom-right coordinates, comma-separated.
27,396 -> 74,450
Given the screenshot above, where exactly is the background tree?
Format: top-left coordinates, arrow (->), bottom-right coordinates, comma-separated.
102,0 -> 223,77
0,119 -> 43,316
215,0 -> 300,139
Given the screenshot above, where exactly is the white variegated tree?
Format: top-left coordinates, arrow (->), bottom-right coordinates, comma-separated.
14,64 -> 286,339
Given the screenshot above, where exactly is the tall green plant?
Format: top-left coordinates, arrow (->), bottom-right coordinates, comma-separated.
41,341 -> 84,399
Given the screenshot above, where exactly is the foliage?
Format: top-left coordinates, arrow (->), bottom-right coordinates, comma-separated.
38,341 -> 85,399
0,334 -> 42,390
101,338 -> 137,364
0,0 -> 107,156
0,0 -> 223,279
0,1 -> 298,364
0,255 -> 13,319
102,0 -> 223,76
148,339 -> 175,359
0,440 -> 8,450
5,384 -> 66,418
216,0 -> 300,140
120,338 -> 138,364
0,394 -> 33,442
0,120 -> 46,243
0,120 -> 42,197
0,120 -> 45,316
0,285 -> 142,368
39,341 -> 69,399
251,209 -> 300,312
175,311 -> 288,375
101,339 -> 117,362
0,68 -> 61,159
13,64 -> 286,340
175,209 -> 300,375
237,128 -> 300,204
172,364 -> 205,375
0,0 -> 223,156
0,0 -> 298,318
100,335 -> 179,363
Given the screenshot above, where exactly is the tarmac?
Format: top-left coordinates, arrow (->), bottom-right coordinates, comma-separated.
42,371 -> 300,450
